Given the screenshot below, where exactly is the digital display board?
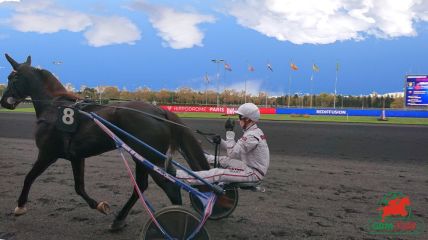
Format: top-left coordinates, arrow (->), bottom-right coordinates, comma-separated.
405,75 -> 428,106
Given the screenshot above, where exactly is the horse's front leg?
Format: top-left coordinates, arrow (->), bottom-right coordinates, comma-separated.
71,158 -> 110,214
111,162 -> 149,231
15,151 -> 57,216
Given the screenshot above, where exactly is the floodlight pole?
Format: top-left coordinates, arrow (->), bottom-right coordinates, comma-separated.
211,59 -> 224,107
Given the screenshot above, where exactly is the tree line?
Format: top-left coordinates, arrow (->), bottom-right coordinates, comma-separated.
74,86 -> 404,109
0,84 -> 404,108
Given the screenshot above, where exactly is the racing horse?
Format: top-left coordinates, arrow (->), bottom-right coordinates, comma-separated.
0,54 -> 210,230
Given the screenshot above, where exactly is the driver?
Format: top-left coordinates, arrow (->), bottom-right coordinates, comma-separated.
175,103 -> 270,184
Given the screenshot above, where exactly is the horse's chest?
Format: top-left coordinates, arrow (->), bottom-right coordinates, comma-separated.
35,121 -> 75,158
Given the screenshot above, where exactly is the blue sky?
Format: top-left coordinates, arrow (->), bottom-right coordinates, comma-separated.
0,0 -> 428,96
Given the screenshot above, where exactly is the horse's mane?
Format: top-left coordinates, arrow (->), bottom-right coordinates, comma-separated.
39,69 -> 82,101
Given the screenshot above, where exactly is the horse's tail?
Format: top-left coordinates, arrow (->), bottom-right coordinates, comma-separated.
165,111 -> 210,171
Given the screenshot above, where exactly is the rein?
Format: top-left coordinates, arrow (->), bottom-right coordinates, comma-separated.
18,98 -> 193,130
5,97 -> 223,148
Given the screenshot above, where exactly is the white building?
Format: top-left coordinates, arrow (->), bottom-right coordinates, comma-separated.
370,91 -> 404,98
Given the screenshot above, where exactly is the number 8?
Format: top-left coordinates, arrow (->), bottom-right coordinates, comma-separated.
62,108 -> 74,125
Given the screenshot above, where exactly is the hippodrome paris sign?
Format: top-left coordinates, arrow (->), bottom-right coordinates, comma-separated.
405,75 -> 428,106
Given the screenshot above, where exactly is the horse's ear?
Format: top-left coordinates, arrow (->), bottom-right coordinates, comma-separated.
5,53 -> 19,70
25,55 -> 31,65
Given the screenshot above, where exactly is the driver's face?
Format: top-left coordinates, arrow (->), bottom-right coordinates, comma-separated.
238,116 -> 251,129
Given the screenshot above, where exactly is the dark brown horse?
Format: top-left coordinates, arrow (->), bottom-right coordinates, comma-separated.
0,54 -> 209,230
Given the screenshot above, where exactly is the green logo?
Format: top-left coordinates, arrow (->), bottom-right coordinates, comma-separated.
368,192 -> 425,235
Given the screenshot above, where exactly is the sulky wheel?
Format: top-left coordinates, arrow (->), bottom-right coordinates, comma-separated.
139,206 -> 210,240
189,185 -> 239,220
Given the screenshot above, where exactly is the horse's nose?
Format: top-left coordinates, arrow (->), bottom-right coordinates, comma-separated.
0,95 -> 16,109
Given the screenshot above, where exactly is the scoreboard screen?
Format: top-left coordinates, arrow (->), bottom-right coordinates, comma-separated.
405,75 -> 428,106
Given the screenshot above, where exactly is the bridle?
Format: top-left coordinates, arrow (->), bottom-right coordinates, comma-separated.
5,70 -> 26,100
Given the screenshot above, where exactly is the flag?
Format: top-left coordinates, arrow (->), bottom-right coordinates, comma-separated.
312,64 -> 319,72
290,63 -> 298,71
336,63 -> 340,72
248,65 -> 255,72
224,63 -> 232,71
267,63 -> 273,72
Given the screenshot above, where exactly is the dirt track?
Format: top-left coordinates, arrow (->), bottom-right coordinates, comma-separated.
0,113 -> 427,239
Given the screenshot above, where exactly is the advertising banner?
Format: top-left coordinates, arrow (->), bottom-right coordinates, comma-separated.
405,75 -> 428,106
160,105 -> 276,114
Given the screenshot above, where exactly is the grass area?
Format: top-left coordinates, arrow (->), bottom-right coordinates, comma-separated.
0,107 -> 35,113
2,106 -> 428,125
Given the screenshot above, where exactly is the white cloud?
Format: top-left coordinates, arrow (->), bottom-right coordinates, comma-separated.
3,0 -> 141,47
224,0 -> 428,44
227,79 -> 263,96
150,8 -> 215,49
84,16 -> 141,47
129,1 -> 215,49
10,11 -> 92,33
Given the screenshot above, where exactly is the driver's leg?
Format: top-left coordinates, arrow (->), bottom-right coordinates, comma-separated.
176,165 -> 259,185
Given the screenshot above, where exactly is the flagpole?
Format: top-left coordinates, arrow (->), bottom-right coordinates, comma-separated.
244,77 -> 247,103
245,63 -> 254,103
266,93 -> 268,108
244,62 -> 247,103
266,72 -> 269,108
310,73 -> 314,108
333,62 -> 339,109
266,62 -> 271,108
288,60 -> 292,108
204,73 -> 209,105
211,59 -> 224,107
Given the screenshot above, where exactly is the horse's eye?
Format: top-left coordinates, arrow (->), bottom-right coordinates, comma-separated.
8,71 -> 18,80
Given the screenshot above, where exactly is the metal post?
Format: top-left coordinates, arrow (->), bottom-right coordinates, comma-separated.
0,66 -> 4,98
333,62 -> 339,109
211,59 -> 224,107
204,73 -> 209,105
310,73 -> 314,108
287,73 -> 291,108
265,92 -> 268,108
205,83 -> 208,105
244,78 -> 247,103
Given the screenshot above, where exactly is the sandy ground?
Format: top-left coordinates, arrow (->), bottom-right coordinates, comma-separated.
0,136 -> 427,240
0,113 -> 427,239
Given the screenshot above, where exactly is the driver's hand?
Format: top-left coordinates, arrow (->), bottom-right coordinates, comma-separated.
212,135 -> 222,144
225,118 -> 235,131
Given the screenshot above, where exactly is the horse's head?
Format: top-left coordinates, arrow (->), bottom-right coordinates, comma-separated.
0,54 -> 33,109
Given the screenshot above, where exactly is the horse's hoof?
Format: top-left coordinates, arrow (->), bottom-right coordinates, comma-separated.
110,219 -> 127,232
14,206 -> 27,216
96,201 -> 111,215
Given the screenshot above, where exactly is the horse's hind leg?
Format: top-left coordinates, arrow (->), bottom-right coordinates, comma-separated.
71,158 -> 110,214
111,162 -> 149,231
15,151 -> 57,215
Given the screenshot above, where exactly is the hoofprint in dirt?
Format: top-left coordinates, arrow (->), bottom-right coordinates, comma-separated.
0,137 -> 426,239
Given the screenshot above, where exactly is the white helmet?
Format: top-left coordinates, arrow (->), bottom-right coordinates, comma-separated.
236,103 -> 260,122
